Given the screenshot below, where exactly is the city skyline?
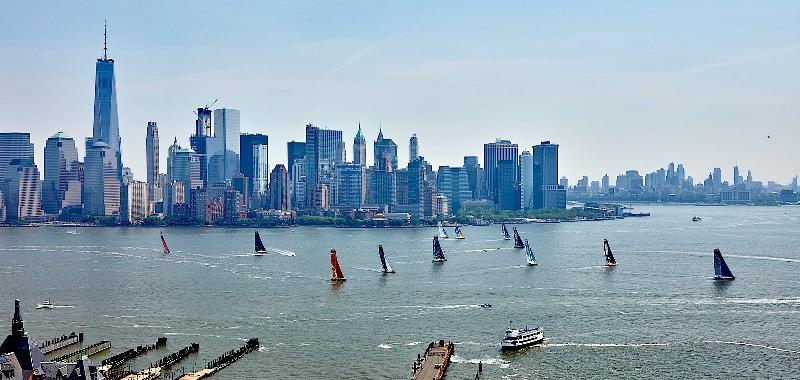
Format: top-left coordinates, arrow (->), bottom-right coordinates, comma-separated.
1,2 -> 798,184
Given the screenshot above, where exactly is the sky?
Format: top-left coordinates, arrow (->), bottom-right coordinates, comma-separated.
1,1 -> 798,184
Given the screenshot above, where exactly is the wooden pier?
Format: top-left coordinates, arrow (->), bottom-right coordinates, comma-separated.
38,332 -> 83,354
412,341 -> 454,380
177,338 -> 259,380
50,340 -> 111,363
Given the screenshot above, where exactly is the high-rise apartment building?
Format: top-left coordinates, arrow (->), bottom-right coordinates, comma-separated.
519,150 -> 533,209
122,180 -> 149,223
269,164 -> 289,211
43,132 -> 79,214
4,159 -> 45,221
92,23 -> 123,181
146,122 -> 160,203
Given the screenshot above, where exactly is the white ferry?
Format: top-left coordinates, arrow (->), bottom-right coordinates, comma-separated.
501,323 -> 544,351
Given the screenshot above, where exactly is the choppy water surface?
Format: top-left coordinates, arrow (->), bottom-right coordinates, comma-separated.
1,205 -> 799,379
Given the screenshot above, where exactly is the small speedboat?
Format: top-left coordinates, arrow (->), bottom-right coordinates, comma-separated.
479,303 -> 492,308
36,300 -> 54,309
66,230 -> 78,235
692,216 -> 702,222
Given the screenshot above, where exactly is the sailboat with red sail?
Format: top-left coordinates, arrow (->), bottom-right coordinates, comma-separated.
160,231 -> 171,255
330,249 -> 346,282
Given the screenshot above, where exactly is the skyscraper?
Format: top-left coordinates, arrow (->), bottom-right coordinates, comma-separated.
92,23 -> 123,181
240,133 -> 269,198
43,132 -> 79,214
353,124 -> 367,166
519,150 -> 533,209
483,139 -> 518,204
83,141 -> 120,216
146,122 -> 160,204
463,156 -> 483,200
409,134 -> 419,163
733,165 -> 741,186
190,106 -> 213,185
305,124 -> 343,209
166,139 -> 203,209
269,164 -> 289,211
287,141 -> 306,177
532,141 -> 565,209
497,160 -> 521,211
207,108 -> 241,184
0,133 -> 34,185
436,166 -> 472,214
373,129 -> 398,170
4,159 -> 44,221
335,163 -> 366,209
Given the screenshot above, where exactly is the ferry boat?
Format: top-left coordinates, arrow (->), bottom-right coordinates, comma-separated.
36,300 -> 54,309
501,322 -> 544,351
378,245 -> 395,274
254,231 -> 267,256
160,231 -> 171,255
501,223 -> 512,240
692,216 -> 702,222
432,236 -> 447,263
524,239 -> 537,266
513,227 -> 524,249
603,239 -> 617,267
454,224 -> 465,240
330,249 -> 346,282
713,249 -> 735,280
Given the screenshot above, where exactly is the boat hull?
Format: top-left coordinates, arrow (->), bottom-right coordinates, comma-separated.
527,261 -> 538,266
432,259 -> 446,263
501,334 -> 544,351
714,275 -> 735,281
331,278 -> 347,282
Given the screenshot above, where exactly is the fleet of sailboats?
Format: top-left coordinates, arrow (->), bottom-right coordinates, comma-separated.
432,236 -> 447,262
524,239 -> 537,266
713,249 -> 735,280
513,227 -> 525,249
330,249 -> 346,282
603,239 -> 617,267
501,223 -> 511,240
454,224 -> 465,240
254,231 -> 267,256
160,232 -> 171,255
378,245 -> 395,274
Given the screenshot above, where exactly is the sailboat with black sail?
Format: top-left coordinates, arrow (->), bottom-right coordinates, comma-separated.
330,249 -> 346,282
432,236 -> 447,263
254,231 -> 267,256
713,249 -> 735,280
160,231 -> 171,255
502,222 -> 511,240
513,227 -> 524,249
603,239 -> 617,267
525,239 -> 537,266
378,245 -> 395,273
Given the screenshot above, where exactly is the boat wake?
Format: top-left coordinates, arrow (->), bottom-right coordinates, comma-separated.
450,354 -> 510,368
270,248 -> 296,257
702,340 -> 800,355
377,344 -> 393,349
725,298 -> 800,305
405,341 -> 422,346
545,342 -> 669,348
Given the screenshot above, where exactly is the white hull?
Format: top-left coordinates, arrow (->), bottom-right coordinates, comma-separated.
432,258 -> 446,263
501,327 -> 544,351
527,260 -> 537,266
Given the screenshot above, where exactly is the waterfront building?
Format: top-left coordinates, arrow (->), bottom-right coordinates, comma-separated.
223,189 -> 244,220
231,173 -> 249,211
532,141 -> 565,209
519,150 -> 533,209
167,139 -> 203,205
409,134 -> 419,163
0,132 -> 34,185
4,160 -> 45,221
353,124 -> 367,166
290,160 -> 306,210
483,139 -> 518,203
496,160 -> 520,211
677,164 -> 686,186
269,164 -> 289,211
42,132 -> 79,214
0,191 -> 5,222
305,125 -> 343,209
463,156 -> 484,200
145,121 -> 161,204
83,141 -> 120,216
207,108 -> 241,184
373,129 -> 399,170
240,133 -> 268,198
335,163 -> 366,209
92,24 -> 123,182
559,176 -> 568,188
395,169 -> 409,205
370,168 -> 396,209
287,141 -> 306,176
435,194 -> 449,217
190,106 -> 213,186
712,167 -> 722,190
436,166 -> 472,214
163,180 -> 185,216
601,174 -> 610,191
122,180 -> 149,223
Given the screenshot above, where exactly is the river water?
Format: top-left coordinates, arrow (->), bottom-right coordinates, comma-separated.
1,205 -> 799,379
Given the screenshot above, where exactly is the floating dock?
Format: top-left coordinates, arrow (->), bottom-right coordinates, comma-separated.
38,332 -> 83,354
412,341 -> 454,380
50,340 -> 111,363
177,338 -> 259,380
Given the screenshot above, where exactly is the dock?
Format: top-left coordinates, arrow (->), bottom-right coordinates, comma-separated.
177,338 -> 259,380
118,368 -> 161,380
38,332 -> 83,354
412,341 -> 454,380
50,340 -> 111,363
105,344 -> 198,380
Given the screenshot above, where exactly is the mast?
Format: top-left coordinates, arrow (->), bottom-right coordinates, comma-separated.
330,249 -> 346,281
378,245 -> 393,273
160,232 -> 171,255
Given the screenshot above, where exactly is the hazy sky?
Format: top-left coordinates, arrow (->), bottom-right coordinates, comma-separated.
1,1 -> 798,184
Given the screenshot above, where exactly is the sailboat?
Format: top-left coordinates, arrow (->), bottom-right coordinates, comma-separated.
160,232 -> 171,255
603,239 -> 617,267
454,224 -> 466,240
438,222 -> 450,239
513,227 -> 524,249
254,231 -> 267,256
432,236 -> 447,262
713,249 -> 735,280
524,239 -> 537,266
378,245 -> 395,274
502,223 -> 511,240
330,249 -> 346,282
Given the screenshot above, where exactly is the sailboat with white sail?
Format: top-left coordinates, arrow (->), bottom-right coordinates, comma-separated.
330,249 -> 346,282
160,231 -> 171,255
378,245 -> 395,274
432,236 -> 447,262
524,239 -> 537,266
603,239 -> 617,267
454,224 -> 465,240
713,249 -> 735,280
438,222 -> 450,239
513,227 -> 524,249
254,231 -> 267,256
501,223 -> 511,240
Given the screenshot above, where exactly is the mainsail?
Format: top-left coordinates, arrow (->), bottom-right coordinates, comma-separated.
713,249 -> 735,280
438,222 -> 450,239
455,225 -> 465,240
432,236 -> 447,262
603,239 -> 616,266
254,231 -> 266,253
513,227 -> 524,249
160,232 -> 171,255
330,249 -> 346,281
378,245 -> 395,273
502,223 -> 511,240
525,239 -> 537,266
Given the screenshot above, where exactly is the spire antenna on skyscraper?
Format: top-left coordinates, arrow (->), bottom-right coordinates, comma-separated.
103,20 -> 108,59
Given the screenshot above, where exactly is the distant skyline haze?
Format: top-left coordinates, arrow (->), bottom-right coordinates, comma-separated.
1,1 -> 798,183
